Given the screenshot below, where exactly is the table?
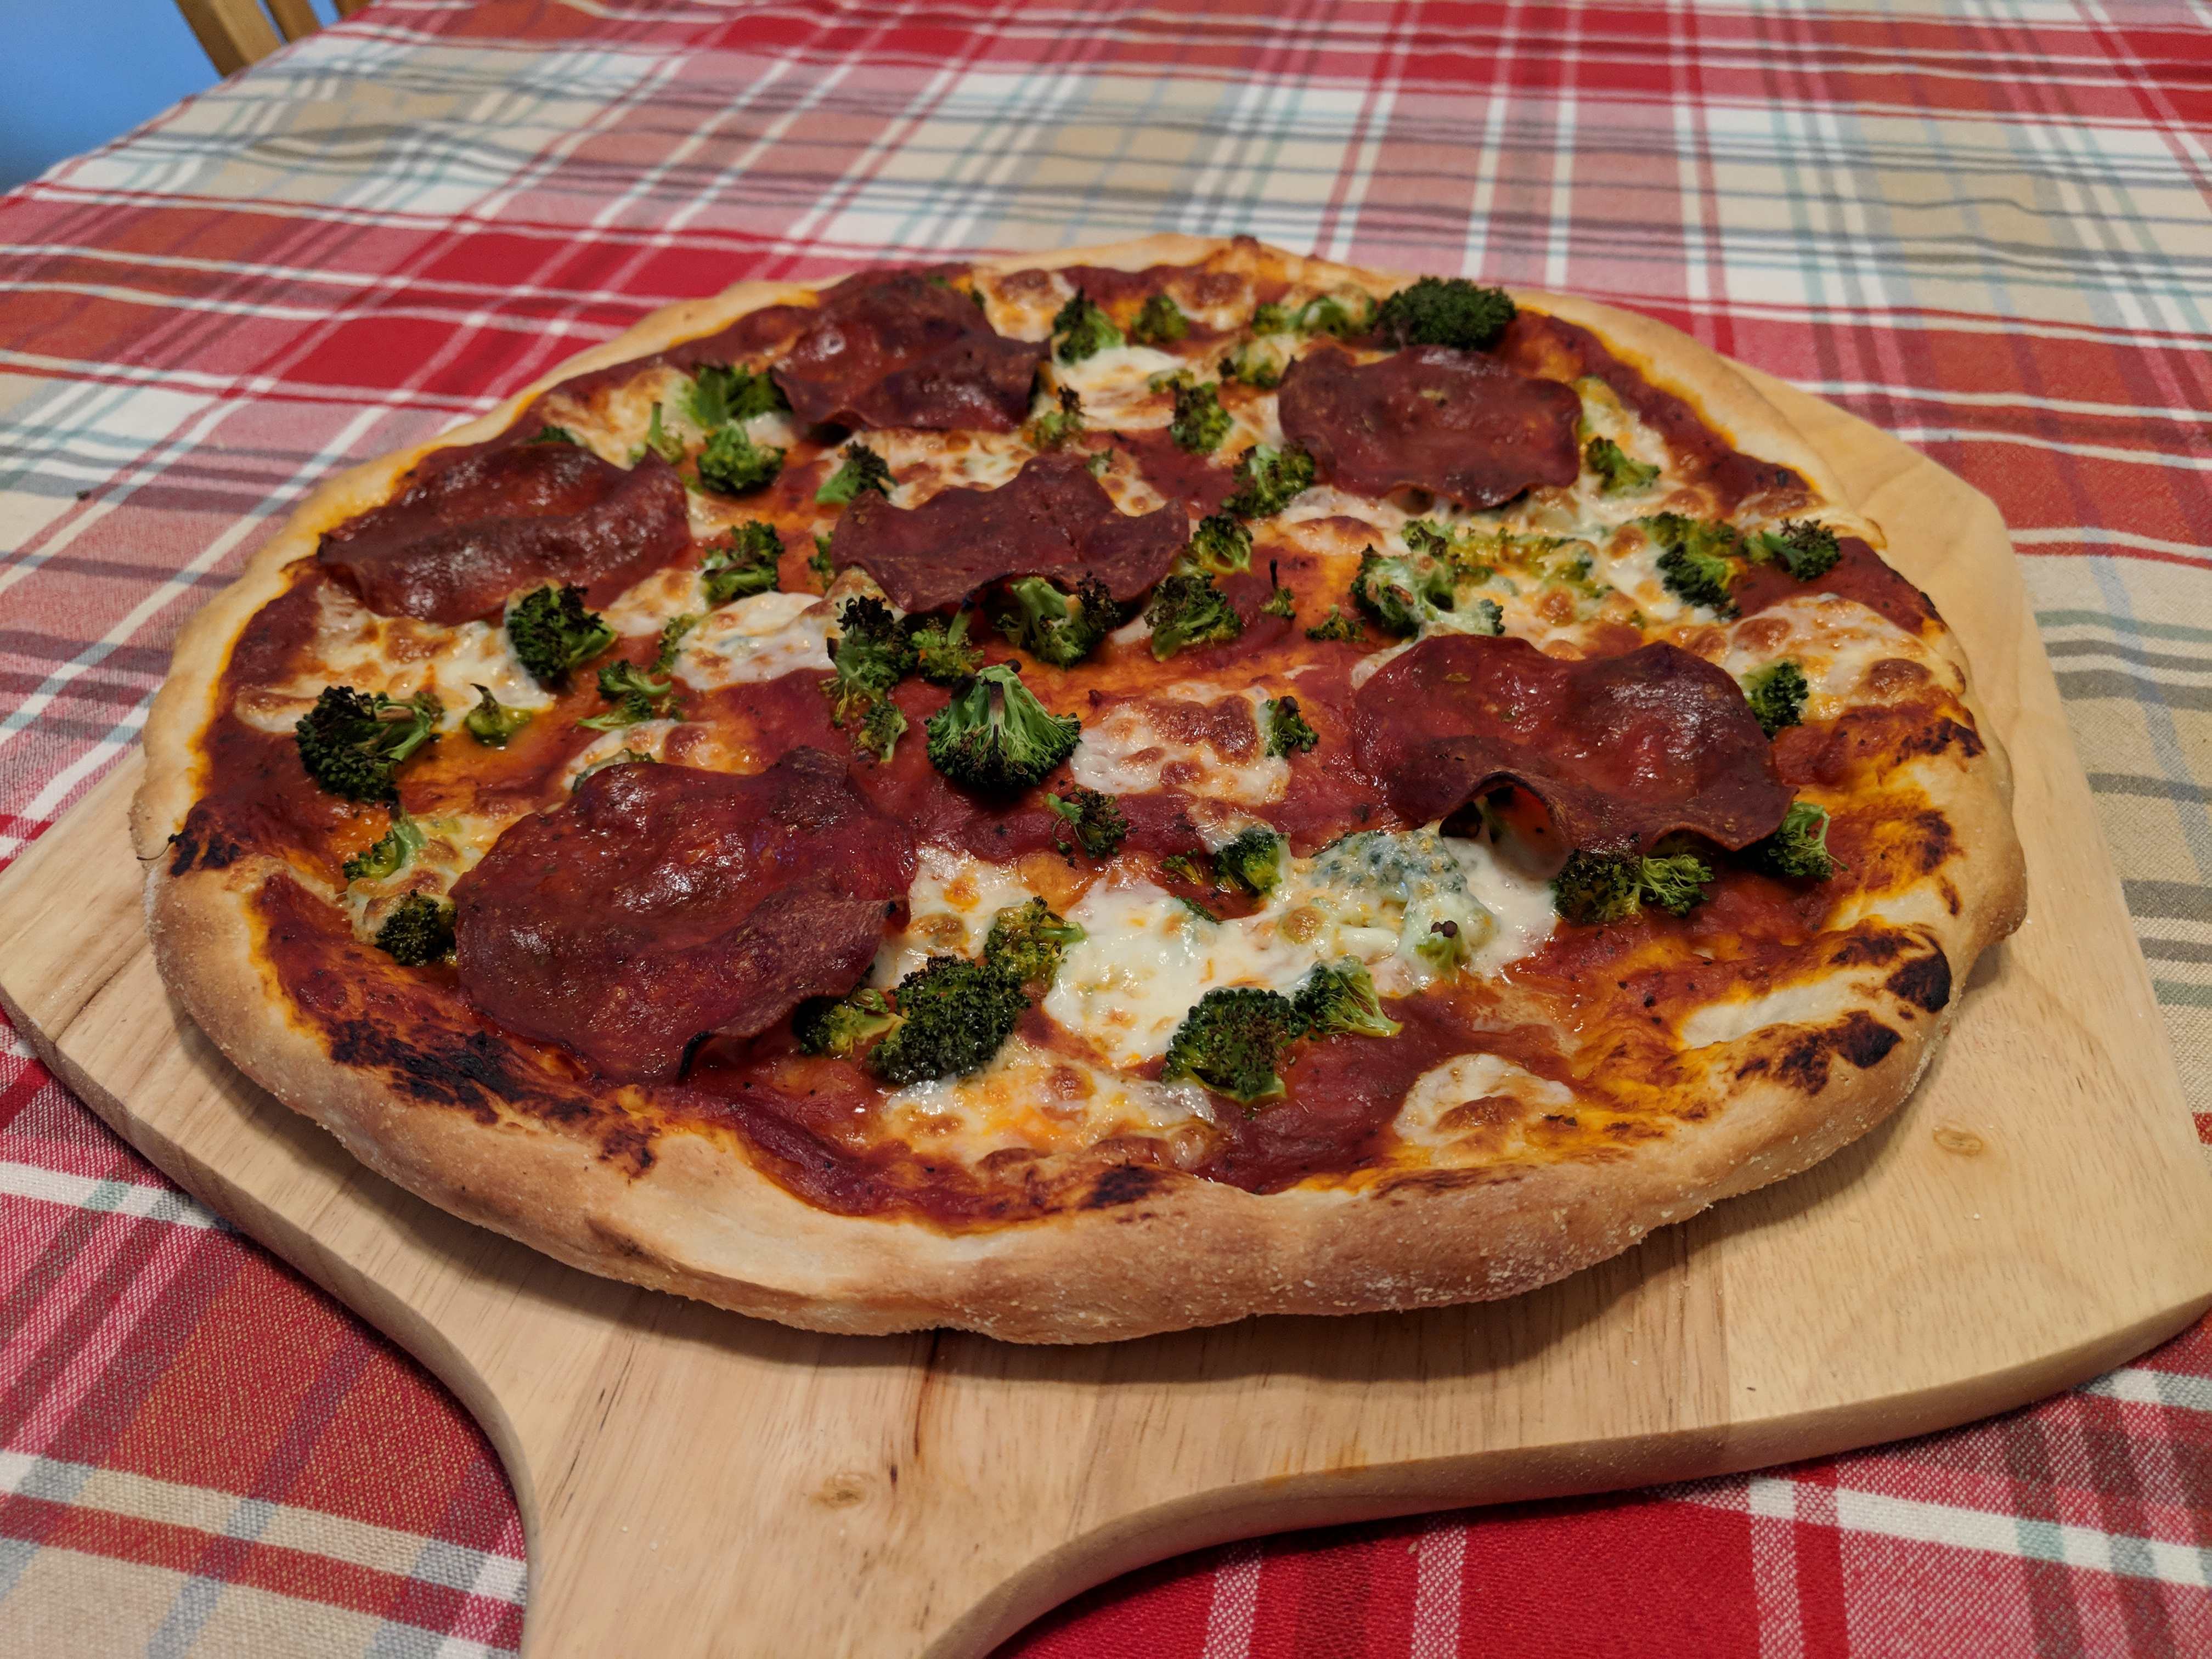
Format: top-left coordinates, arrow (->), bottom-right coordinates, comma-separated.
2,1 -> 2207,1653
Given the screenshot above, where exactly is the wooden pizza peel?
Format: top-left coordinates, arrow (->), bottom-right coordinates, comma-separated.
2,371 -> 2206,1657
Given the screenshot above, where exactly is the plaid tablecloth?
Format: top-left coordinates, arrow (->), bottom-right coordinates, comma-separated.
3,1 -> 2209,1653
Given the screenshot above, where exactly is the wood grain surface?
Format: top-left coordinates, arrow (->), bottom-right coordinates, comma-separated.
2,374 -> 2207,1658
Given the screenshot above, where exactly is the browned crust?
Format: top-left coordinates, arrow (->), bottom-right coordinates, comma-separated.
136,235 -> 2027,1342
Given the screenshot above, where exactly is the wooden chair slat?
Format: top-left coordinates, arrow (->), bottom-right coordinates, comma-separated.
264,0 -> 322,42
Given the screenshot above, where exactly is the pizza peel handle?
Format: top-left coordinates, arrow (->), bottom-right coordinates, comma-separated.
3,380 -> 2210,1656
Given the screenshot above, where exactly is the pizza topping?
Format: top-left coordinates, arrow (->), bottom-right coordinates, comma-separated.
773,271 -> 1045,432
1045,787 -> 1130,859
294,686 -> 441,802
375,892 -> 456,966
1277,345 -> 1581,511
1741,659 -> 1810,736
1370,277 -> 1516,352
1069,687 -> 1283,808
1354,634 -> 1793,854
504,583 -> 616,687
464,685 -> 533,748
992,575 -> 1120,668
1549,848 -> 1716,926
1746,800 -> 1837,881
830,452 -> 1185,613
1142,568 -> 1245,660
450,751 -> 912,1081
925,663 -> 1081,793
318,445 -> 691,624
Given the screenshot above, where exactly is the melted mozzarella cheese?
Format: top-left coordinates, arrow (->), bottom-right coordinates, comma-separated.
1393,1054 -> 1574,1152
872,847 -> 1042,986
674,591 -> 832,690
1048,344 -> 1189,425
877,1039 -> 1214,1164
1069,685 -> 1288,807
1710,591 -> 1951,715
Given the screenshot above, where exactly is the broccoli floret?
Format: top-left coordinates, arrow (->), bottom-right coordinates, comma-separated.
1584,436 -> 1658,494
1402,518 -> 1452,558
1749,800 -> 1837,881
1294,291 -> 1375,338
1551,849 -> 1715,925
1305,606 -> 1363,642
342,807 -> 425,883
994,574 -> 1118,668
867,955 -> 1029,1085
1292,960 -> 1402,1039
1221,337 -> 1287,389
1214,826 -> 1284,897
823,596 -> 916,761
1262,579 -> 1296,619
1352,548 -> 1457,636
579,659 -> 678,730
1642,513 -> 1742,562
506,585 -> 614,687
527,425 -> 579,445
294,686 -> 441,802
464,684 -> 532,748
808,533 -> 836,591
1224,443 -> 1316,518
685,362 -> 783,427
1251,301 -> 1294,334
638,403 -> 684,465
1264,695 -> 1318,757
374,893 -> 455,967
984,897 -> 1084,988
1185,512 -> 1252,576
1742,659 -> 1810,737
572,747 -> 655,789
1750,520 -> 1842,580
653,613 -> 701,674
1169,380 -> 1232,454
1374,276 -> 1516,351
696,422 -> 783,495
1161,986 -> 1305,1105
1025,385 -> 1084,449
1044,787 -> 1130,859
1656,544 -> 1737,615
700,522 -> 782,606
1144,569 -> 1244,660
1130,292 -> 1188,345
909,608 -> 984,685
815,442 -> 893,506
1052,291 -> 1122,364
924,663 -> 1080,793
793,986 -> 898,1058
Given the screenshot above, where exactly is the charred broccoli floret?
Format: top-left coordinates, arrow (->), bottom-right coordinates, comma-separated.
1402,518 -> 1452,557
1643,516 -> 1740,616
808,533 -> 836,591
464,684 -> 533,748
1025,385 -> 1084,449
1584,436 -> 1658,494
685,362 -> 785,428
528,424 -> 579,446
793,987 -> 898,1059
1374,276 -> 1515,351
1185,512 -> 1252,576
1224,443 -> 1316,518
637,404 -> 684,465
1750,520 -> 1843,580
1748,800 -> 1837,881
994,575 -> 1118,668
653,613 -> 700,673
1264,695 -> 1318,757
985,897 -> 1084,988
924,663 -> 1080,793
823,596 -> 915,762
1742,659 -> 1810,737
1221,336 -> 1287,389
1161,986 -> 1305,1104
1551,849 -> 1715,925
1052,291 -> 1122,364
701,521 -> 782,606
1293,291 -> 1375,338
1293,960 -> 1402,1039
295,686 -> 441,802
1214,826 -> 1284,897
1130,292 -> 1188,345
1044,787 -> 1129,859
867,955 -> 1030,1085
579,659 -> 678,730
909,608 -> 984,685
1353,548 -> 1454,636
1143,569 -> 1243,660
815,442 -> 893,506
374,893 -> 455,967
695,422 -> 783,495
342,807 -> 425,883
1305,606 -> 1363,642
1169,379 -> 1232,454
506,584 -> 614,687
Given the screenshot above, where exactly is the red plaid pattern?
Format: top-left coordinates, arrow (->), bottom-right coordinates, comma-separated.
3,2 -> 2209,1654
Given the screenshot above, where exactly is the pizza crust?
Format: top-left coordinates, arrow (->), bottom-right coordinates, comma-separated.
136,237 -> 2028,1342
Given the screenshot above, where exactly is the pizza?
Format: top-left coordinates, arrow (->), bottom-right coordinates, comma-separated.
134,234 -> 2026,1342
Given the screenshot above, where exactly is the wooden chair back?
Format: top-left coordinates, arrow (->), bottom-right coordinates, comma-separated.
176,0 -> 372,76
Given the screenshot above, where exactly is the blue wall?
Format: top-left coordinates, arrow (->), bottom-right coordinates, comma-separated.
0,0 -> 337,190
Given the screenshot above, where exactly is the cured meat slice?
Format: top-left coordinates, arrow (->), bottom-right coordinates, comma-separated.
318,444 -> 691,624
1277,344 -> 1581,509
831,452 -> 1187,613
451,751 -> 913,1081
1354,635 -> 1792,854
772,271 -> 1045,432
